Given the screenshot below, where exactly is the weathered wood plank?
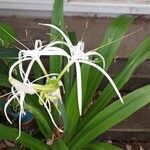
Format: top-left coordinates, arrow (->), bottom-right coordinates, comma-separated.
1,16 -> 150,58
100,105 -> 150,141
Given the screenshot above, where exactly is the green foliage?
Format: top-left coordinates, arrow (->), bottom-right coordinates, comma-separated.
69,85 -> 150,149
0,24 -> 18,87
0,0 -> 150,150
0,47 -> 18,59
26,96 -> 52,138
52,139 -> 68,150
0,74 -> 11,87
50,0 -> 64,73
78,36 -> 150,129
0,23 -> 16,47
0,123 -> 49,150
64,15 -> 134,140
83,142 -> 123,150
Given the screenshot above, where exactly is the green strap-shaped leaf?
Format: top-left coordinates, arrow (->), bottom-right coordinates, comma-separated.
0,23 -> 16,47
78,36 -> 150,130
52,139 -> 68,150
26,96 -> 52,138
83,142 -> 122,150
0,123 -> 49,150
0,47 -> 19,59
32,61 -> 44,84
0,74 -> 11,87
65,15 -> 134,141
69,85 -> 150,150
50,0 -> 64,73
0,59 -> 9,74
26,104 -> 52,139
83,15 -> 134,109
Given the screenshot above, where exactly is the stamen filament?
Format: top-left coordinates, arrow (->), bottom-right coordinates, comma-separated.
91,28 -> 143,52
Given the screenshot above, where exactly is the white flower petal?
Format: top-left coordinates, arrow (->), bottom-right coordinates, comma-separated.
45,41 -> 69,49
9,78 -> 35,95
79,60 -> 123,104
0,92 -> 12,99
4,92 -> 19,124
35,40 -> 42,49
32,73 -> 59,83
34,91 -> 63,132
23,59 -> 35,83
85,51 -> 105,69
16,92 -> 25,140
75,61 -> 82,115
39,23 -> 73,53
9,58 -> 33,79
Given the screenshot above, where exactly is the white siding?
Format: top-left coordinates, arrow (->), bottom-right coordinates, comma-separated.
0,0 -> 150,17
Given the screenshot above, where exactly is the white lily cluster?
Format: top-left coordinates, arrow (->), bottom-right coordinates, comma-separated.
39,24 -> 123,115
1,24 -> 123,139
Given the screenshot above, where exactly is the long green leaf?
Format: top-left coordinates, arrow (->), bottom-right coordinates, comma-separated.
26,96 -> 52,138
50,0 -> 64,73
32,61 -> 43,84
52,139 -> 68,150
0,123 -> 49,150
65,15 -> 134,141
26,104 -> 52,138
0,59 -> 9,74
69,85 -> 150,149
78,36 -> 150,130
0,23 -> 16,46
0,74 -> 11,87
83,15 -> 134,109
83,142 -> 122,150
0,47 -> 19,59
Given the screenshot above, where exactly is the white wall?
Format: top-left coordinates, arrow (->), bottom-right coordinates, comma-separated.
0,0 -> 150,17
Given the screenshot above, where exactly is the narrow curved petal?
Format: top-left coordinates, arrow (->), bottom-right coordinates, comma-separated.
4,92 -> 19,124
34,91 -> 63,132
23,59 -> 35,83
39,23 -> 73,53
45,41 -> 69,49
86,51 -> 105,69
18,51 -> 26,80
35,58 -> 48,76
9,58 -> 33,79
79,60 -> 123,103
0,92 -> 12,99
9,78 -> 35,95
23,47 -> 71,61
16,92 -> 25,140
75,61 -> 82,115
35,40 -> 42,49
32,73 -> 59,83
46,99 -> 51,112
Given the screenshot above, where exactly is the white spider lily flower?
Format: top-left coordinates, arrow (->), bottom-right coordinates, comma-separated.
18,40 -> 71,81
34,76 -> 64,115
6,69 -> 63,139
31,76 -> 64,132
3,40 -> 69,139
39,23 -> 123,115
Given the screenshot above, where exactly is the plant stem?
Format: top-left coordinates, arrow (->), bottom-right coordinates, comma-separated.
56,60 -> 73,81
